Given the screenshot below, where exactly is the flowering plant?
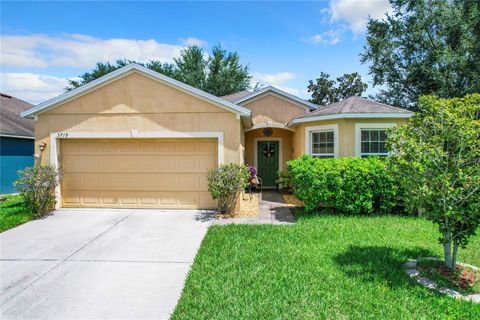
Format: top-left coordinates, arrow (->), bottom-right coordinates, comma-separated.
248,166 -> 257,179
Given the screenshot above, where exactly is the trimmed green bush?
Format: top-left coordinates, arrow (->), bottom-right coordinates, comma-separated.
288,155 -> 402,214
207,163 -> 250,214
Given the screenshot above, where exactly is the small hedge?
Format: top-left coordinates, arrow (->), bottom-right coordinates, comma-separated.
288,155 -> 403,214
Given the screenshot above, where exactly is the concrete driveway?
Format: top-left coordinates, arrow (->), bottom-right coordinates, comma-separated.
0,209 -> 213,319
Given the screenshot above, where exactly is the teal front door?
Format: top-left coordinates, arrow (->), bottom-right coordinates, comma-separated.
257,140 -> 280,187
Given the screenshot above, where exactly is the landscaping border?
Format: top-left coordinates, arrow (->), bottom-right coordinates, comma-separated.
404,257 -> 480,303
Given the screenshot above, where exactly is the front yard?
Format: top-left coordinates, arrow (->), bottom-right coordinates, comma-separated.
172,210 -> 480,319
0,195 -> 35,232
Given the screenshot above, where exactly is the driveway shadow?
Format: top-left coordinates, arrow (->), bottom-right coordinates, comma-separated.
272,207 -> 296,224
333,245 -> 436,288
194,210 -> 216,222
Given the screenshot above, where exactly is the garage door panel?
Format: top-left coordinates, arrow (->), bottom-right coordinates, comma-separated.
61,191 -> 216,209
60,139 -> 217,209
62,155 -> 212,173
197,140 -> 217,153
64,173 -> 207,191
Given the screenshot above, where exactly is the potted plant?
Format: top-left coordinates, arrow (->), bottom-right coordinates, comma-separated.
249,166 -> 259,185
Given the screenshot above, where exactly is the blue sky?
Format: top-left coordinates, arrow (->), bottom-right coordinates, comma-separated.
0,1 -> 391,104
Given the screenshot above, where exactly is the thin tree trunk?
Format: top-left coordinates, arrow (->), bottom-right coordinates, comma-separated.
443,233 -> 453,269
452,240 -> 459,270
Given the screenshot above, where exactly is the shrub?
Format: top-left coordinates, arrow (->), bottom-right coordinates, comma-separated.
207,163 -> 250,214
277,169 -> 293,191
288,155 -> 402,214
14,165 -> 61,218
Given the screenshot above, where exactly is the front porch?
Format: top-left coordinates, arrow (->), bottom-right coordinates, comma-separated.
244,127 -> 294,188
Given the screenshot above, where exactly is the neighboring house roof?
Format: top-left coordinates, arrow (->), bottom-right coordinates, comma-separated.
231,86 -> 318,111
22,63 -> 252,119
221,91 -> 252,102
0,93 -> 34,138
289,96 -> 413,125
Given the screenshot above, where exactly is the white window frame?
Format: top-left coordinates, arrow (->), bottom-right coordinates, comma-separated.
355,123 -> 395,157
305,124 -> 339,158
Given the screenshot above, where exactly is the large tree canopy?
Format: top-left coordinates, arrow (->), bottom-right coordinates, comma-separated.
307,72 -> 368,106
361,0 -> 480,110
66,45 -> 252,97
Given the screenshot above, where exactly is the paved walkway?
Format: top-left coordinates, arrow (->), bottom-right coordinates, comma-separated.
213,191 -> 296,225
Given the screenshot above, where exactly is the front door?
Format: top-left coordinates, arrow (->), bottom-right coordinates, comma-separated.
257,140 -> 280,187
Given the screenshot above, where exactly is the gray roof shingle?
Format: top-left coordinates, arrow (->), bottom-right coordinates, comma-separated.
294,96 -> 412,120
220,91 -> 252,102
0,93 -> 34,137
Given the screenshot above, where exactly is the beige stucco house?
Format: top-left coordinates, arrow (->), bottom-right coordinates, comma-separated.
22,63 -> 413,210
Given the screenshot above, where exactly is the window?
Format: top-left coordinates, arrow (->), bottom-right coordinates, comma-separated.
306,124 -> 338,158
360,129 -> 388,157
310,130 -> 335,158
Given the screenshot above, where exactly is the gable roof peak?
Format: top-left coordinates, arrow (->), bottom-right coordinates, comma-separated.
232,85 -> 317,110
22,63 -> 251,118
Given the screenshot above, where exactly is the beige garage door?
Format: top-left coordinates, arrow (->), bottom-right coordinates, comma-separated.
60,138 -> 217,209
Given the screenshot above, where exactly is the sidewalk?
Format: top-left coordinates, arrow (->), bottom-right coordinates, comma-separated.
212,191 -> 295,225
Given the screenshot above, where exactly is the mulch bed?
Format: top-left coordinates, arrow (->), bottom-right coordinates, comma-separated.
417,259 -> 479,294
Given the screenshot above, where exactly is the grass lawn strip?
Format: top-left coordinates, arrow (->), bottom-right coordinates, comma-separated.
0,195 -> 35,232
172,210 -> 480,319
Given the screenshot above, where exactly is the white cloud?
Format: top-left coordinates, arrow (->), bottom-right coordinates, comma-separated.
252,72 -> 302,96
0,73 -> 74,104
302,27 -> 345,45
179,37 -> 207,47
0,33 -> 188,68
327,0 -> 392,34
253,72 -> 295,86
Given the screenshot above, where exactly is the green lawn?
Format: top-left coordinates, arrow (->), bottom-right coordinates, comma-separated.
0,195 -> 35,232
172,211 -> 480,319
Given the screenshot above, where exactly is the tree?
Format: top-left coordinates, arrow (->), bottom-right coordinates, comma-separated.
388,94 -> 480,269
307,72 -> 367,106
205,46 -> 251,96
66,45 -> 252,96
361,0 -> 480,110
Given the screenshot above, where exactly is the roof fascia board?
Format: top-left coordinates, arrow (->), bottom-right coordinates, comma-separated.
289,113 -> 413,125
22,64 -> 251,118
0,134 -> 35,139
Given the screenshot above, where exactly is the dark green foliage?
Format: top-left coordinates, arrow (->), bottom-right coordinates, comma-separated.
207,163 -> 250,214
65,45 -> 252,96
14,165 -> 60,218
288,155 -> 401,214
204,45 -> 251,96
388,94 -> 480,269
361,0 -> 480,110
307,72 -> 368,106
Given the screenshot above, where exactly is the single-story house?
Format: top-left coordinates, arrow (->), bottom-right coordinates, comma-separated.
22,63 -> 413,209
1,93 -> 35,194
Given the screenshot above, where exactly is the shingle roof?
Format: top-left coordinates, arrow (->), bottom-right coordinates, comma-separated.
220,91 -> 252,102
294,96 -> 412,120
0,93 -> 34,137
228,86 -> 318,110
